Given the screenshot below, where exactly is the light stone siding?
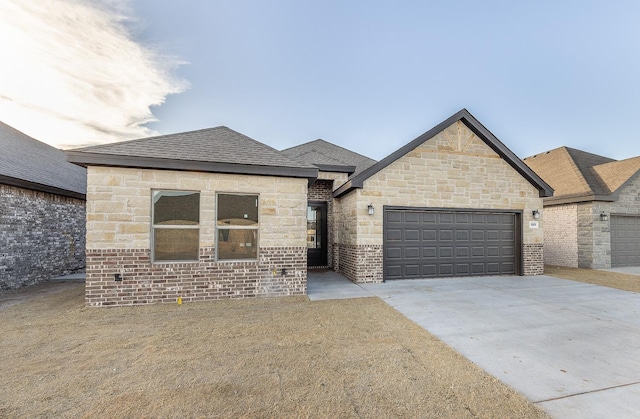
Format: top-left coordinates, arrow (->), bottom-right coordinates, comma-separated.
574,172 -> 640,269
85,167 -> 308,306
543,204 -> 579,268
335,121 -> 544,281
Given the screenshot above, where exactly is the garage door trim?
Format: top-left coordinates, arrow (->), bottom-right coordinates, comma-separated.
383,206 -> 523,280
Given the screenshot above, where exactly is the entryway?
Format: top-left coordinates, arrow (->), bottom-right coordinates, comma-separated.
307,202 -> 328,267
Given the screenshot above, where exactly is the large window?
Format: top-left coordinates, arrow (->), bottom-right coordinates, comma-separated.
152,190 -> 200,262
217,194 -> 258,260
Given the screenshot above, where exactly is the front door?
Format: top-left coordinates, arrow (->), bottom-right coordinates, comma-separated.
307,202 -> 328,267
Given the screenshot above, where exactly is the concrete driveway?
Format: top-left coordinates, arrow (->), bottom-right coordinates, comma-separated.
308,272 -> 640,418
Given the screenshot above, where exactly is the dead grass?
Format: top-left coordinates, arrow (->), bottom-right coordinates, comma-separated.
0,283 -> 548,418
545,265 -> 640,293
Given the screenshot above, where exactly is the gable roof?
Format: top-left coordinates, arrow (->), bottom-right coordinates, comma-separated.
281,139 -> 377,175
0,121 -> 86,199
333,109 -> 553,198
66,126 -> 318,179
524,146 -> 640,204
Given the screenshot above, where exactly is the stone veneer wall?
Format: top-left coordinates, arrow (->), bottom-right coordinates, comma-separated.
308,179 -> 334,268
0,184 -> 85,291
334,121 -> 545,281
543,204 -> 578,268
85,167 -> 308,306
575,174 -> 640,269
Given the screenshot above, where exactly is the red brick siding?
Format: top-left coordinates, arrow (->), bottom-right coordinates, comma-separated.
337,244 -> 383,283
523,243 -> 544,275
85,246 -> 306,307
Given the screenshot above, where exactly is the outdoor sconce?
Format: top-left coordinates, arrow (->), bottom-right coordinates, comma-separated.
532,209 -> 540,220
367,203 -> 374,215
600,212 -> 609,222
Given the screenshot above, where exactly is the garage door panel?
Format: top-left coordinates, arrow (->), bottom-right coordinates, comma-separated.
384,209 -> 518,280
404,247 -> 420,259
611,215 -> 640,267
387,229 -> 402,241
404,229 -> 420,241
386,247 -> 402,259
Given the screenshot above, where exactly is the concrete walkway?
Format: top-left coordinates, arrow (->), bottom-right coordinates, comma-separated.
308,272 -> 640,418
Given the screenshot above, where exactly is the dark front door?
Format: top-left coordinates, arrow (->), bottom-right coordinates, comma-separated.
307,202 -> 328,267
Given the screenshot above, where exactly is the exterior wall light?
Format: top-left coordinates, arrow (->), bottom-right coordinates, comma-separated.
532,209 -> 540,220
600,212 -> 609,221
367,203 -> 374,215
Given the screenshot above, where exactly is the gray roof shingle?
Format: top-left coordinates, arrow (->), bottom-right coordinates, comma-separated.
0,121 -> 86,198
67,126 -> 318,179
281,139 -> 377,176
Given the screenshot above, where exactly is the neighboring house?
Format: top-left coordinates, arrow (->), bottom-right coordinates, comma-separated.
67,109 -> 552,307
0,122 -> 86,291
524,146 -> 640,269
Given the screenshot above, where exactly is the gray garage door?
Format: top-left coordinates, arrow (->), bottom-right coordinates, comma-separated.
611,215 -> 640,267
384,209 -> 517,279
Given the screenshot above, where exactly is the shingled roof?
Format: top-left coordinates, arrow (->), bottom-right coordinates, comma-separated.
0,121 -> 86,199
66,126 -> 318,179
523,146 -> 640,204
281,139 -> 377,175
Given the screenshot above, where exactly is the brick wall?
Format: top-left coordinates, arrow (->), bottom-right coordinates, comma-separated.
86,246 -> 306,306
543,204 -> 578,267
523,243 -> 544,275
336,244 -> 383,283
0,184 -> 85,291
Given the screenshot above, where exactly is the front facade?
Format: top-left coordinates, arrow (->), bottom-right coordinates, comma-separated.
69,110 -> 552,307
525,147 -> 640,269
0,122 -> 86,291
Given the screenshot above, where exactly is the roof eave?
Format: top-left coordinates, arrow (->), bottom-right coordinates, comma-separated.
543,193 -> 615,206
66,151 -> 319,180
315,164 -> 356,174
0,174 -> 86,200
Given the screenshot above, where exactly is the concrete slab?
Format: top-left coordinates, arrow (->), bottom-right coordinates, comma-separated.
308,273 -> 640,418
307,271 -> 373,300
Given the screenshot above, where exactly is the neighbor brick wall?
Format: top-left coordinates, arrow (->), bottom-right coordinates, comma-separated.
85,246 -> 306,306
0,184 -> 85,291
85,167 -> 308,306
543,204 -> 578,268
334,120 -> 545,279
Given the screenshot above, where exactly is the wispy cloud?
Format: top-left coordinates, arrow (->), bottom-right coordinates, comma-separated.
0,0 -> 188,148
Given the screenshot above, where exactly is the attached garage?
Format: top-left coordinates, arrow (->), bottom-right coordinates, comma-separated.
384,208 -> 520,279
610,215 -> 640,267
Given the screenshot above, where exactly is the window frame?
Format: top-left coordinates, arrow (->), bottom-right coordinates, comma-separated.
151,189 -> 201,263
216,193 -> 260,262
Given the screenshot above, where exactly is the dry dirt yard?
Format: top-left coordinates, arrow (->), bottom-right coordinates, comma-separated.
545,265 -> 640,293
0,282 -> 548,418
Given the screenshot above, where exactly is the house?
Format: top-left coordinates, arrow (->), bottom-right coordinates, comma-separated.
67,109 -> 552,307
0,122 -> 86,291
524,146 -> 640,269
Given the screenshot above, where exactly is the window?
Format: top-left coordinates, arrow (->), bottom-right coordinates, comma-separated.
152,190 -> 200,262
217,194 -> 258,260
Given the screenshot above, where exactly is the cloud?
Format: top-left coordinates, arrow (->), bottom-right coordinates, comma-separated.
0,0 -> 188,148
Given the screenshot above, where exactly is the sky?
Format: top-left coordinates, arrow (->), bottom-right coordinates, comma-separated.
1,0 -> 640,161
